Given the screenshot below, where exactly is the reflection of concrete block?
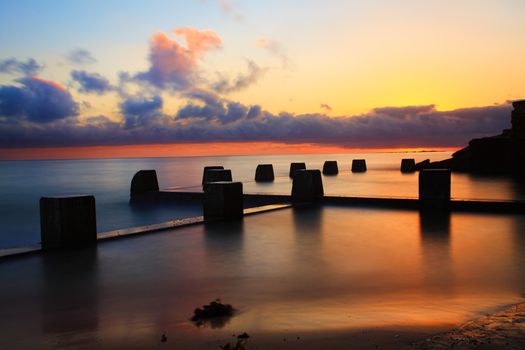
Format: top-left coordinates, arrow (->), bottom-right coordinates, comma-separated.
202,166 -> 224,185
203,182 -> 243,221
203,169 -> 232,184
322,161 -> 339,175
400,159 -> 416,173
130,170 -> 159,197
289,162 -> 306,178
255,164 -> 275,182
352,159 -> 367,172
419,169 -> 451,209
292,170 -> 324,204
40,195 -> 97,249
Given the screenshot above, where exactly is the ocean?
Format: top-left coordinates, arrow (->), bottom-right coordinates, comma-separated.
1,151 -> 524,249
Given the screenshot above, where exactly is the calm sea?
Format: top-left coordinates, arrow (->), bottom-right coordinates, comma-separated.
1,151 -> 524,249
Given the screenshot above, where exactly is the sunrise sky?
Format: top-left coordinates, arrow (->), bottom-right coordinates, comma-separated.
0,0 -> 524,159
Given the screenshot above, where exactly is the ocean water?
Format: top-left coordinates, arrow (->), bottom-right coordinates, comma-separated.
1,151 -> 525,249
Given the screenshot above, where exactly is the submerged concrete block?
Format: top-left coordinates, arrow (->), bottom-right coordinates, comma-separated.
419,169 -> 451,208
203,182 -> 243,221
352,159 -> 367,172
400,159 -> 416,173
40,195 -> 97,249
322,161 -> 339,175
291,169 -> 324,204
203,169 -> 232,184
202,166 -> 224,185
255,164 -> 275,182
130,170 -> 159,197
289,162 -> 306,178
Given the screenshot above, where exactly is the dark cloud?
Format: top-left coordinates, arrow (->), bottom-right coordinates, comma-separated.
120,95 -> 167,129
0,89 -> 512,149
0,76 -> 78,123
0,58 -> 43,76
212,60 -> 267,94
71,70 -> 113,94
66,49 -> 96,65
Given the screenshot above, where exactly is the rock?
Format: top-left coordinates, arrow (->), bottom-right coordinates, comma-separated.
191,299 -> 235,321
130,170 -> 159,198
415,159 -> 430,171
160,333 -> 167,342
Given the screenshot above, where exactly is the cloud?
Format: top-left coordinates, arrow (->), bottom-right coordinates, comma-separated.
217,0 -> 243,20
0,76 -> 78,123
120,95 -> 168,128
134,28 -> 222,90
320,103 -> 332,112
66,49 -> 97,65
211,60 -> 267,93
0,94 -> 512,148
256,38 -> 290,69
71,70 -> 113,95
0,58 -> 43,76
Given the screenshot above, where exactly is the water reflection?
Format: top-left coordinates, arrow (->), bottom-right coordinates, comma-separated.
419,210 -> 454,294
40,247 -> 99,338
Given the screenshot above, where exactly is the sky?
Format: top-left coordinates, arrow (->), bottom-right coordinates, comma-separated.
0,0 -> 524,159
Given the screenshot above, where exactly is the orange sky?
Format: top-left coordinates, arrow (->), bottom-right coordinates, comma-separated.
0,143 -> 459,160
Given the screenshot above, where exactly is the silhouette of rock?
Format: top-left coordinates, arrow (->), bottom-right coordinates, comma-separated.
255,164 -> 274,182
191,299 -> 236,329
40,195 -> 97,249
322,160 -> 339,175
130,170 -> 159,198
289,162 -> 306,178
203,182 -> 243,221
400,159 -> 416,173
203,169 -> 233,184
202,166 -> 224,185
351,159 -> 367,172
421,100 -> 525,175
292,169 -> 324,204
415,159 -> 430,171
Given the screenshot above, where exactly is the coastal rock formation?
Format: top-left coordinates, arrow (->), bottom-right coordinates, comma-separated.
422,100 -> 525,174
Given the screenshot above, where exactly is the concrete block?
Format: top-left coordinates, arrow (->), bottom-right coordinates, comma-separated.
203,182 -> 243,221
203,169 -> 232,184
352,159 -> 367,172
255,164 -> 274,182
419,169 -> 451,208
40,195 -> 97,249
130,170 -> 159,197
289,162 -> 306,178
202,166 -> 224,185
400,159 -> 416,173
291,169 -> 324,204
322,161 -> 339,175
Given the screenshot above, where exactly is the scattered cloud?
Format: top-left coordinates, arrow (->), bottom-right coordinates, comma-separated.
0,58 -> 43,76
256,38 -> 290,69
320,103 -> 332,112
66,49 -> 97,65
212,60 -> 267,94
0,76 -> 78,123
71,70 -> 113,95
120,95 -> 168,129
134,28 -> 222,90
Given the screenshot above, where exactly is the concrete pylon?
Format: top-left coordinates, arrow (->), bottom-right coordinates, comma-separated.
291,169 -> 324,204
203,182 -> 243,221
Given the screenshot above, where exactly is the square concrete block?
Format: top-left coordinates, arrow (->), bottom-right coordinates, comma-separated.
289,162 -> 306,178
400,159 -> 416,173
255,164 -> 275,182
203,169 -> 232,184
202,166 -> 224,185
292,169 -> 324,204
203,182 -> 243,221
352,159 -> 367,172
322,161 -> 339,175
419,169 -> 451,202
40,195 -> 97,249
